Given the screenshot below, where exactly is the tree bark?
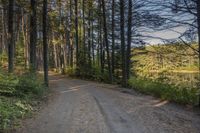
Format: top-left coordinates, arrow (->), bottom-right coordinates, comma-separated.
88,8 -> 91,67
8,0 -> 15,73
82,0 -> 86,63
111,0 -> 115,74
101,0 -> 113,82
30,0 -> 37,72
197,0 -> 200,107
126,0 -> 132,80
75,0 -> 79,68
120,0 -> 127,86
43,0 -> 48,86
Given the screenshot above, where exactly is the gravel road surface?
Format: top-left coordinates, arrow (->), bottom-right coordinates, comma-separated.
16,74 -> 200,133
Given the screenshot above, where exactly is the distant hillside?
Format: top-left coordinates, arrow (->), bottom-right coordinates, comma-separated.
132,43 -> 199,74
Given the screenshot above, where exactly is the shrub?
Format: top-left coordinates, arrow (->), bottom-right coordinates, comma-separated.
15,73 -> 46,97
0,96 -> 32,131
65,67 -> 76,77
128,77 -> 199,105
0,72 -> 46,131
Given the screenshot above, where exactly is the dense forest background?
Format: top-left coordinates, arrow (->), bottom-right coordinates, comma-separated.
0,0 -> 199,103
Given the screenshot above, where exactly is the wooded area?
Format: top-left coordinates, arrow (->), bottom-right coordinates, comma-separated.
0,0 -> 199,102
0,1 -> 198,82
0,0 -> 200,132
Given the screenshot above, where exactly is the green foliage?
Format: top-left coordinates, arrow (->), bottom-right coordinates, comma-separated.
128,77 -> 199,105
0,51 -> 8,67
15,32 -> 26,67
65,66 -> 111,83
133,43 -> 199,75
0,96 -> 32,131
0,71 -> 46,131
65,67 -> 76,77
0,72 -> 18,96
16,73 -> 46,97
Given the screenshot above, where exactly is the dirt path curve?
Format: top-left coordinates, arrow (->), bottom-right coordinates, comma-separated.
17,74 -> 200,133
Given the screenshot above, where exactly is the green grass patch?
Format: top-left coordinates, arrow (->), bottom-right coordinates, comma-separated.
128,77 -> 199,105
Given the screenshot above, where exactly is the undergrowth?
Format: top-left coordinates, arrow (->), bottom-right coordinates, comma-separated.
0,71 -> 46,131
128,77 -> 199,105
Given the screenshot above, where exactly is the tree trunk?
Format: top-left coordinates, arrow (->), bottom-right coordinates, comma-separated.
82,0 -> 86,63
70,0 -> 74,68
111,0 -> 115,75
92,19 -> 95,65
120,0 -> 127,86
88,9 -> 91,67
8,0 -> 15,73
197,0 -> 200,107
101,0 -> 113,82
126,0 -> 132,80
43,0 -> 48,86
75,0 -> 79,68
30,0 -> 37,72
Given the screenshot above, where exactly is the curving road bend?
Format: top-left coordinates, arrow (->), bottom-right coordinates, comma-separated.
17,74 -> 200,133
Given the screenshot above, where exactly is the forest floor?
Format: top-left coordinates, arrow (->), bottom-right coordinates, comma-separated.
15,73 -> 200,133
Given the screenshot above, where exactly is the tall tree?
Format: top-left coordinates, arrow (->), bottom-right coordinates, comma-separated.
88,6 -> 92,67
43,0 -> 48,86
8,0 -> 14,73
82,0 -> 86,62
111,0 -> 115,74
75,0 -> 79,67
120,0 -> 127,86
197,0 -> 200,106
101,0 -> 113,82
30,0 -> 37,72
126,0 -> 133,79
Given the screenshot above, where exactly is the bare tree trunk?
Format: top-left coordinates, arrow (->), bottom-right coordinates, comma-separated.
43,0 -> 48,86
82,0 -> 86,63
8,0 -> 15,73
53,33 -> 58,68
126,0 -> 132,80
101,0 -> 113,82
21,10 -> 29,69
30,0 -> 37,72
3,7 -> 8,53
111,0 -> 115,74
88,8 -> 91,67
70,0 -> 74,68
120,0 -> 127,86
92,19 -> 95,65
75,0 -> 79,68
1,8 -> 4,54
197,0 -> 200,107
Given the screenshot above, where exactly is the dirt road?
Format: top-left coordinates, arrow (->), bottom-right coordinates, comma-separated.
17,75 -> 200,133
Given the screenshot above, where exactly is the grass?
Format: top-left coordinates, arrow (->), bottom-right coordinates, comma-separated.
128,77 -> 199,105
0,71 -> 46,132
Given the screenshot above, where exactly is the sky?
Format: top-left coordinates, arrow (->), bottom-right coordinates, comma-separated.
145,26 -> 188,44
